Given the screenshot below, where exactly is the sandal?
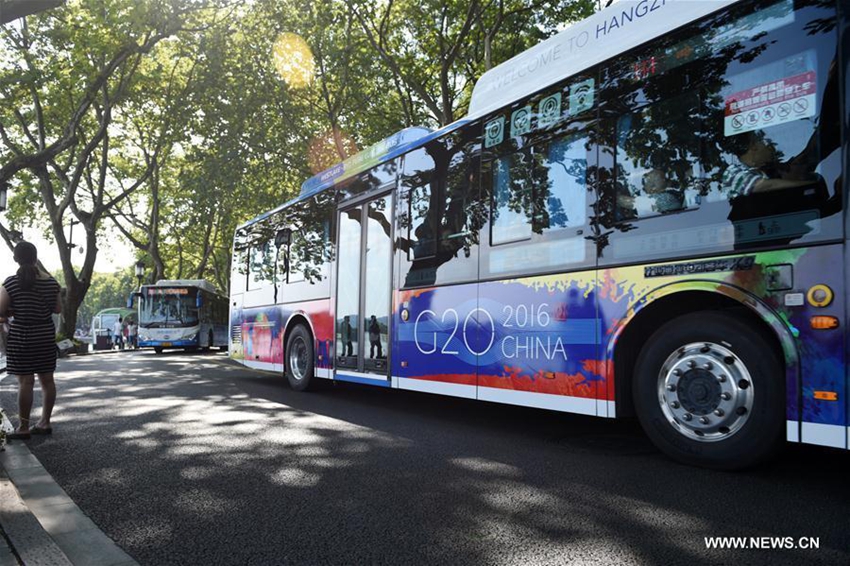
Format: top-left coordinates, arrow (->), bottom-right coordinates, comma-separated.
6,429 -> 31,440
31,426 -> 52,435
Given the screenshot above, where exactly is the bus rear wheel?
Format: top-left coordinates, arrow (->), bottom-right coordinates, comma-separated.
633,311 -> 784,470
286,325 -> 315,392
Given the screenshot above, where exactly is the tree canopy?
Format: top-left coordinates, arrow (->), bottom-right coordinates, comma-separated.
0,0 -> 595,331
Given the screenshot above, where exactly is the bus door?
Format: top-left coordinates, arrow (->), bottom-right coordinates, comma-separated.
334,193 -> 394,385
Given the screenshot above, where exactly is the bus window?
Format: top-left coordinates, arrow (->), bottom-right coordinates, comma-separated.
399,131 -> 481,288
407,185 -> 437,260
491,132 -> 589,245
538,133 -> 588,232
599,0 -> 839,261
491,150 -> 534,245
232,229 -> 250,293
249,239 -> 274,290
615,93 -> 702,220
714,48 -> 839,223
401,146 -> 435,191
287,242 -> 306,284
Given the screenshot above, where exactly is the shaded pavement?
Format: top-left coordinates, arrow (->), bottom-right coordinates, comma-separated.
1,351 -> 849,565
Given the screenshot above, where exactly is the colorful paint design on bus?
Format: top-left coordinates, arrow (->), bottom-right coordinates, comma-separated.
232,245 -> 845,432
231,299 -> 334,373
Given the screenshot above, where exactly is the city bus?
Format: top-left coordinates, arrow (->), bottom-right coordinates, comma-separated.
135,279 -> 229,353
230,0 -> 848,468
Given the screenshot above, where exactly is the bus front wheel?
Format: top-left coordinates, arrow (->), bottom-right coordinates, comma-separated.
154,347 -> 163,355
633,311 -> 784,470
286,325 -> 315,392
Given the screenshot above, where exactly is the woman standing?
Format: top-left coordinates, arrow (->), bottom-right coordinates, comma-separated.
0,242 -> 61,439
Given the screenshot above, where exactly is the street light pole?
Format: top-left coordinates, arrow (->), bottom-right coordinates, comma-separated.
67,219 -> 81,253
135,260 -> 145,290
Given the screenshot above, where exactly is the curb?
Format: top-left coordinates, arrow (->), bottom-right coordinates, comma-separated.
0,464 -> 72,566
0,416 -> 138,566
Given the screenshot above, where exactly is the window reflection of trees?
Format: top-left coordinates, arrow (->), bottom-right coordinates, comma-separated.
397,130 -> 485,287
490,134 -> 588,245
593,0 -> 837,252
240,191 -> 336,290
282,192 -> 335,284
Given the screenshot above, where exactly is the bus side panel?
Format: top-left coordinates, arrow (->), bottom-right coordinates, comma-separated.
476,275 -> 606,417
233,304 -> 285,373
282,299 -> 334,378
394,274 -> 611,414
601,246 -> 846,449
229,294 -> 243,361
231,298 -> 334,376
394,284 -> 479,398
788,245 -> 846,447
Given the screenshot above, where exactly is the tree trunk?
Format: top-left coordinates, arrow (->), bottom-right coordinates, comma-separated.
60,279 -> 84,338
151,251 -> 165,282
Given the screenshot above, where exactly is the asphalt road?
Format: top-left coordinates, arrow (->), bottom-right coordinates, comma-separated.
1,351 -> 849,566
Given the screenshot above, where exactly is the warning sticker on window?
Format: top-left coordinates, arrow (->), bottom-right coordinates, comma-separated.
724,71 -> 816,136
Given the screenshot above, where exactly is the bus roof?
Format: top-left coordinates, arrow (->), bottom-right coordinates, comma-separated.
239,123 -> 472,230
469,0 -> 738,116
299,127 -> 432,198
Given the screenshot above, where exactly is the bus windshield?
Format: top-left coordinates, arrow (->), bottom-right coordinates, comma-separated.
140,291 -> 199,328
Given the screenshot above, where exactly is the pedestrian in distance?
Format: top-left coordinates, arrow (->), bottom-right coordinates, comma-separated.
113,316 -> 124,351
368,315 -> 382,359
127,320 -> 138,350
0,242 -> 61,439
342,315 -> 354,357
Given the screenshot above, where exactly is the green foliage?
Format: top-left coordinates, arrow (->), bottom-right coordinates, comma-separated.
2,0 -> 599,326
71,269 -> 136,330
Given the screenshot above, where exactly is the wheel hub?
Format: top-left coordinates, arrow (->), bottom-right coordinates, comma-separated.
657,342 -> 754,442
289,337 -> 308,381
677,369 -> 722,415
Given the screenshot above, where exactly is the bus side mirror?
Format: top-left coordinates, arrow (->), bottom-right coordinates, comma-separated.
196,292 -> 203,308
127,292 -> 144,308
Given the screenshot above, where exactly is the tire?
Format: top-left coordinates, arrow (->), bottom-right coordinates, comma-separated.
633,311 -> 784,470
154,347 -> 163,355
285,324 -> 315,392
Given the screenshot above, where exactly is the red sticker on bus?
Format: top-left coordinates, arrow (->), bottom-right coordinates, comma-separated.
724,71 -> 816,136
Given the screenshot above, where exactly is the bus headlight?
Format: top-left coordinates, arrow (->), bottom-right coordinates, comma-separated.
184,331 -> 198,341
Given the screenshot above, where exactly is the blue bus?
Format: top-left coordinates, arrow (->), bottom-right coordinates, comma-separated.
136,280 -> 229,353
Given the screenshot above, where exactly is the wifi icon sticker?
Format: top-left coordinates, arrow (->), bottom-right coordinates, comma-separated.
538,93 -> 561,128
569,78 -> 595,116
485,116 -> 505,148
511,106 -> 532,138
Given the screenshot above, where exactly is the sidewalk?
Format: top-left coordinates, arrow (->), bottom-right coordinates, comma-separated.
0,401 -> 137,566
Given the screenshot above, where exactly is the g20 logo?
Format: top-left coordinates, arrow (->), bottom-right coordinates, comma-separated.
414,308 -> 495,356
413,303 -> 555,359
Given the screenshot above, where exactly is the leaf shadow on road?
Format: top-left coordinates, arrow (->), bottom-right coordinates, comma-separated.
1,352 -> 848,566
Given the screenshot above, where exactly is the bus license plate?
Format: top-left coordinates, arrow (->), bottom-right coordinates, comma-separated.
161,342 -> 172,347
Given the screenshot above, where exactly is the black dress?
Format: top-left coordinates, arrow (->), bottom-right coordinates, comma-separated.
3,274 -> 60,375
